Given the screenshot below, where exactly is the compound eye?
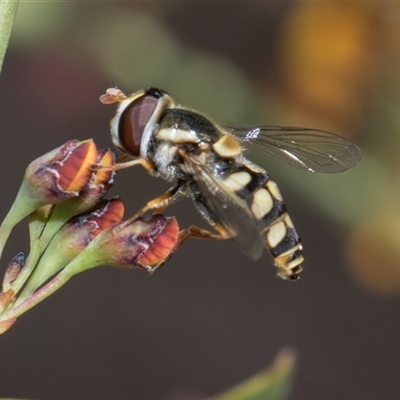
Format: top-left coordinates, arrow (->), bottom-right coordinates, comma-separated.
118,94 -> 159,156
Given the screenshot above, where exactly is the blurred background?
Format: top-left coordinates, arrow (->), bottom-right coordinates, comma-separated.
1,2 -> 400,399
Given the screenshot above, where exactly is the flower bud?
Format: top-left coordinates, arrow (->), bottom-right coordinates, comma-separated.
51,197 -> 125,257
0,214 -> 178,332
18,198 -> 125,299
36,148 -> 117,248
0,253 -> 25,312
94,215 -> 180,272
2,252 -> 25,293
0,140 -> 98,260
24,139 -> 97,205
63,215 -> 180,277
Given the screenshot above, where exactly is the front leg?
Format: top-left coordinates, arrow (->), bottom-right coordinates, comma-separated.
94,157 -> 155,172
97,155 -> 187,217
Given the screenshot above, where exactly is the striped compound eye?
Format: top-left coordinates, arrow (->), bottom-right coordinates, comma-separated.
110,88 -> 172,157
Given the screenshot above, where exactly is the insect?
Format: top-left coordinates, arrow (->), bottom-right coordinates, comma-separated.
100,87 -> 361,280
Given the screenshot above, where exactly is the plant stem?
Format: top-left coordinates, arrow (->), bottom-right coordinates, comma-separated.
0,268 -> 72,323
0,0 -> 19,74
0,182 -> 39,261
0,243 -> 100,326
8,240 -> 41,300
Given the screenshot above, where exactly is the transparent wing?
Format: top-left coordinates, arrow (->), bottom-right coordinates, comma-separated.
182,153 -> 265,261
226,125 -> 361,173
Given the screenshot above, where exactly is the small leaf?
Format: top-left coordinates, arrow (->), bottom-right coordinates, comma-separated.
211,348 -> 297,400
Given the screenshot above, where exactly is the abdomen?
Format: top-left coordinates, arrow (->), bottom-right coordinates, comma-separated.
222,163 -> 304,280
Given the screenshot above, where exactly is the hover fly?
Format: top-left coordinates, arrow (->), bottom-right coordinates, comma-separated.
100,87 -> 361,280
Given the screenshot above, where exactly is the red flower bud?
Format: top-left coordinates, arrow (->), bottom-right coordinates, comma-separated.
58,197 -> 125,248
0,140 -> 98,253
109,215 -> 179,272
16,198 -> 125,300
0,214 -> 178,331
25,139 -> 97,204
35,147 -> 117,249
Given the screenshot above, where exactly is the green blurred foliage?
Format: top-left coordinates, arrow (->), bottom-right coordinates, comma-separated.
211,349 -> 296,400
11,2 -> 75,46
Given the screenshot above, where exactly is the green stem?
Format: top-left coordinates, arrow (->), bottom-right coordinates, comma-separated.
0,180 -> 45,261
0,217 -> 14,263
0,199 -> 26,261
38,202 -> 82,250
0,268 -> 72,322
1,208 -> 52,312
0,240 -> 102,322
8,239 -> 41,300
0,0 -> 19,74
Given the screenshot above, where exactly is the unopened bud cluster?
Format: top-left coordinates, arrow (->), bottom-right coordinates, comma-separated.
0,140 -> 179,334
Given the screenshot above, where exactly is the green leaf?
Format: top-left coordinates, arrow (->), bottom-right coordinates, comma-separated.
0,0 -> 19,73
210,348 -> 297,400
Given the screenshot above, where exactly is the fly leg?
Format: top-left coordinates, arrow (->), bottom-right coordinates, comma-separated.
95,155 -> 186,217
94,157 -> 155,172
176,222 -> 231,246
96,158 -> 233,267
133,183 -> 187,217
149,223 -> 232,274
